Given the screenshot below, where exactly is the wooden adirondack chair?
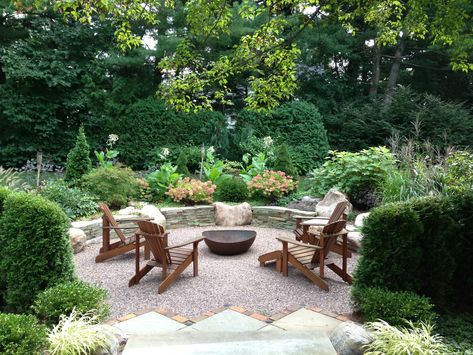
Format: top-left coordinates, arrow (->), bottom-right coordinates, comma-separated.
293,201 -> 350,257
129,221 -> 203,294
95,202 -> 152,263
259,220 -> 352,291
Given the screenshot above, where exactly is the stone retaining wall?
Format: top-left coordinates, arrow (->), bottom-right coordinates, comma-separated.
74,205 -> 317,240
161,205 -> 316,230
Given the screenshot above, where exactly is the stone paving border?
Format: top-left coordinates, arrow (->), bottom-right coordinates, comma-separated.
106,305 -> 352,327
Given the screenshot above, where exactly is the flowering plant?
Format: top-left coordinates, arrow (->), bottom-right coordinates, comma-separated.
166,178 -> 216,205
247,170 -> 297,199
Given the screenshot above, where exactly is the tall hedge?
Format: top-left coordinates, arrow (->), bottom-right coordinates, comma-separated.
353,193 -> 473,309
108,98 -> 228,168
235,101 -> 329,174
0,192 -> 75,312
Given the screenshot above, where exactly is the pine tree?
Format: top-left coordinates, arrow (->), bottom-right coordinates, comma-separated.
176,150 -> 190,176
65,127 -> 92,184
274,144 -> 297,177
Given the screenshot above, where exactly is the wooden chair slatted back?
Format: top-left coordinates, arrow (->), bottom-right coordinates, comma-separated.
136,221 -> 170,265
328,201 -> 348,224
310,220 -> 347,264
99,202 -> 127,243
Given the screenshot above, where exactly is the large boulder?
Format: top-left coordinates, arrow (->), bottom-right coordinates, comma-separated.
354,212 -> 370,228
92,325 -> 128,355
140,204 -> 166,228
214,202 -> 252,226
287,196 -> 320,211
329,321 -> 373,355
69,227 -> 87,254
347,231 -> 363,251
316,188 -> 352,217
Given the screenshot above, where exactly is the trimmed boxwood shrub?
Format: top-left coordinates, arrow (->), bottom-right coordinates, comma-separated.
82,167 -> 139,208
32,280 -> 109,327
235,101 -> 329,174
0,313 -> 48,355
0,192 -> 75,313
216,177 -> 248,202
353,192 -> 473,309
352,287 -> 436,327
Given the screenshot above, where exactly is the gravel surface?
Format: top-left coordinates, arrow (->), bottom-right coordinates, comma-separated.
74,226 -> 358,319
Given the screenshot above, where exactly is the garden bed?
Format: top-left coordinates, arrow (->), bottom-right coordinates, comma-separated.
75,225 -> 358,318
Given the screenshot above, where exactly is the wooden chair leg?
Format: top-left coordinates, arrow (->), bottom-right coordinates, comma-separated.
327,263 -> 353,284
288,255 -> 329,291
158,257 -> 193,294
129,264 -> 154,286
193,242 -> 199,277
282,242 -> 288,277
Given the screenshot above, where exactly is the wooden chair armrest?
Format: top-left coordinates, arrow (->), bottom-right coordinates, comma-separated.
293,215 -> 318,220
103,226 -> 138,230
322,229 -> 348,238
136,230 -> 170,238
276,236 -> 321,249
165,237 -> 204,250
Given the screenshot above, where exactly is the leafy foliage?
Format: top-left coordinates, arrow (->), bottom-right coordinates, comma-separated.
247,170 -> 297,201
65,127 -> 92,184
311,147 -> 395,200
0,187 -> 10,214
364,320 -> 450,355
0,192 -> 75,313
436,312 -> 473,353
235,101 -> 329,174
354,193 -> 473,309
176,150 -> 190,176
352,287 -> 436,327
216,177 -> 248,202
47,309 -> 114,355
82,167 -> 139,208
146,163 -> 182,202
40,180 -> 98,220
273,144 -> 297,177
32,280 -> 109,327
0,313 -> 48,355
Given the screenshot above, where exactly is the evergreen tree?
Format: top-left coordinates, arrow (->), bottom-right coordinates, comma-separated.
274,144 -> 297,177
65,127 -> 92,183
176,150 -> 190,176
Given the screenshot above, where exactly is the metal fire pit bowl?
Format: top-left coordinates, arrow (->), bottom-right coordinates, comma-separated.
203,230 -> 257,255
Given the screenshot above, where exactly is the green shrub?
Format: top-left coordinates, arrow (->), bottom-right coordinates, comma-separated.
311,146 -> 395,200
32,280 -> 109,327
216,177 -> 248,202
0,192 -> 75,312
354,193 -> 473,309
352,287 -> 436,326
176,150 -> 190,176
444,150 -> 473,193
0,313 -> 48,355
0,187 -> 10,214
235,101 -> 329,174
40,180 -> 98,220
65,126 -> 92,184
273,144 -> 296,177
364,320 -> 450,355
82,167 -> 139,208
436,312 -> 473,353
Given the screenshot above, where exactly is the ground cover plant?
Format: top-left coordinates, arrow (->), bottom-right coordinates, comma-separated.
0,313 -> 48,355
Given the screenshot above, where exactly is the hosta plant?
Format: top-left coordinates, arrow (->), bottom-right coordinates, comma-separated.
166,178 -> 216,205
247,170 -> 297,201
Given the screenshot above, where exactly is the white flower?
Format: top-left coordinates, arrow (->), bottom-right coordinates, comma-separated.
263,136 -> 273,147
207,146 -> 215,154
161,147 -> 170,157
107,134 -> 119,144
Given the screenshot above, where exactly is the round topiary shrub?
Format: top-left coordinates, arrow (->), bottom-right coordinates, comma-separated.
352,287 -> 437,327
0,313 -> 48,354
82,167 -> 139,208
32,280 -> 110,327
65,126 -> 92,184
0,192 -> 75,313
216,178 -> 248,202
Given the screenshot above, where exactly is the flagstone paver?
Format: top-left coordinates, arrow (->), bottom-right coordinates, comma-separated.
187,309 -> 267,332
114,311 -> 186,335
271,308 -> 342,332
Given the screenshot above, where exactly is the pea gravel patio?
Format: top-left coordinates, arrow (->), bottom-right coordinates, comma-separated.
74,225 -> 358,319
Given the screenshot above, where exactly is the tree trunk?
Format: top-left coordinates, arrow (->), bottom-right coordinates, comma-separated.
369,42 -> 381,97
384,35 -> 407,105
